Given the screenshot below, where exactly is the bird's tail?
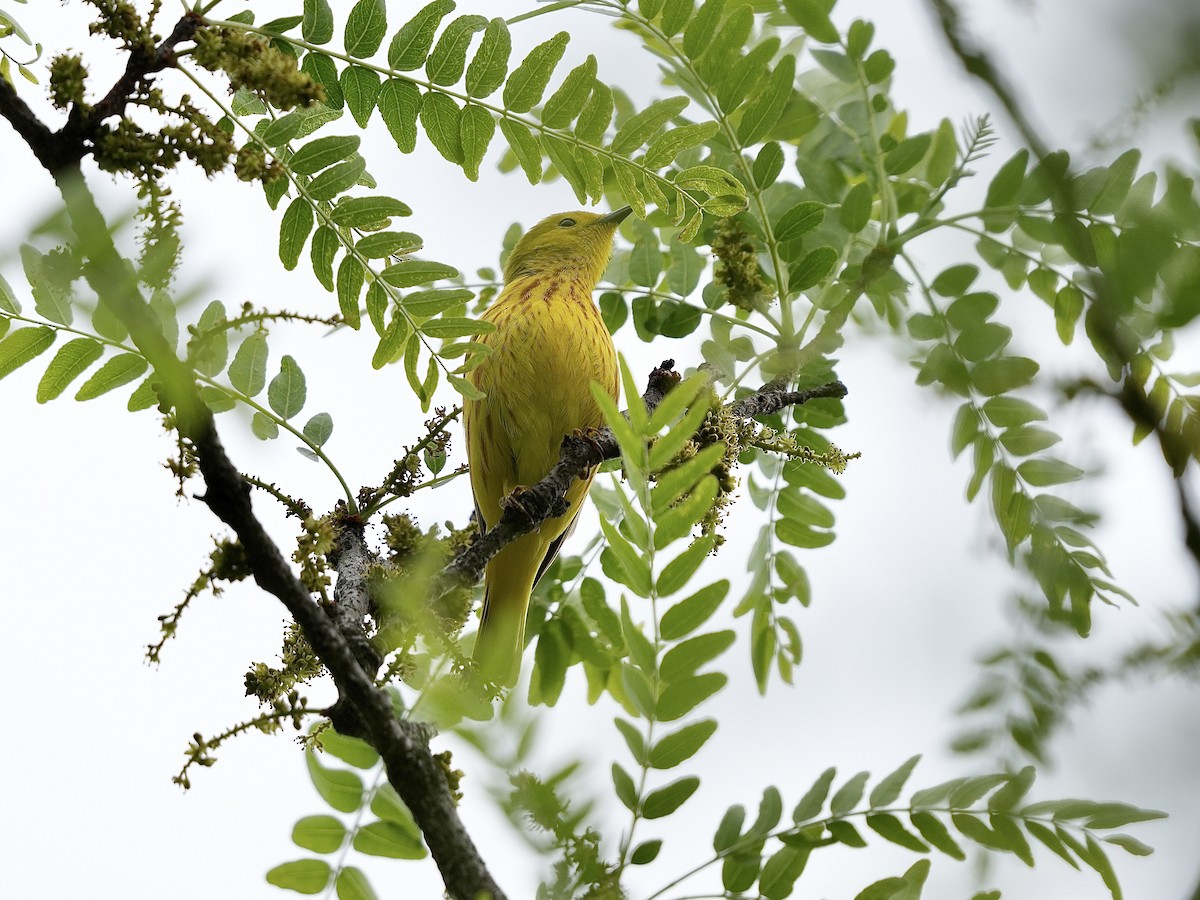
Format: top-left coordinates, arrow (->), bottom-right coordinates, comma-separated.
473,530 -> 551,686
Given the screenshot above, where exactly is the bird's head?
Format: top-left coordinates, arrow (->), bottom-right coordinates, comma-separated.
503,206 -> 633,284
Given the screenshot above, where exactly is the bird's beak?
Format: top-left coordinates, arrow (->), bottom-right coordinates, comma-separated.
596,205 -> 633,225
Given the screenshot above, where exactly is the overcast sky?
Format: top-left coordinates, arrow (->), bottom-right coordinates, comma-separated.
2,1 -> 1198,898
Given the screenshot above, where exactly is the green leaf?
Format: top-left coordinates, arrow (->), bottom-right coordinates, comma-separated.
737,55 -> 795,145
782,0 -> 839,41
869,755 -> 921,808
229,332 -> 269,397
307,156 -> 367,201
371,314 -> 411,369
982,396 -> 1047,428
388,0 -> 454,70
866,814 -> 929,853
504,31 -> 570,113
910,811 -> 965,859
629,236 -> 662,288
378,79 -> 422,152
753,142 -> 785,190
74,353 -> 147,401
1089,148 -> 1140,216
985,149 -> 1029,209
331,195 -> 412,228
419,92 -> 463,164
381,259 -> 458,287
759,845 -> 810,900
266,859 -> 331,894
793,767 -> 836,822
682,0 -> 725,57
356,231 -> 422,258
657,671 -> 727,720
658,533 -> 716,595
600,517 -> 653,597
498,118 -> 543,184
1054,284 -> 1084,344
970,356 -> 1039,396
279,197 -> 315,270
667,237 -> 704,296
466,18 -> 511,98
775,201 -> 826,242
303,412 -> 334,447
955,321 -> 1012,361
630,840 -> 662,865
261,112 -> 304,146
353,821 -> 427,859
1018,458 -> 1084,487
884,134 -> 931,175
713,803 -> 745,853
37,338 -> 103,403
644,121 -> 719,169
252,411 -> 280,440
301,53 -> 342,109
612,96 -> 690,155
0,272 -> 20,314
269,355 -> 307,419
335,867 -> 378,900
717,37 -> 778,113
426,15 -> 487,85
341,65 -> 381,127
649,718 -> 717,768
344,0 -> 386,57
459,104 -> 495,181
660,579 -> 729,640
542,55 -> 597,129
932,263 -> 979,297
290,135 -> 361,174
789,246 -> 838,291
336,257 -> 364,329
292,815 -> 346,853
641,776 -> 700,818
614,717 -> 648,765
370,784 -> 419,832
999,425 -> 1060,456
662,0 -> 695,36
311,226 -> 338,291
661,631 -> 734,681
304,748 -> 360,816
576,81 -> 613,143
20,245 -> 72,325
420,317 -> 493,339
612,762 -> 639,810
302,0 -> 334,44
830,770 -> 869,816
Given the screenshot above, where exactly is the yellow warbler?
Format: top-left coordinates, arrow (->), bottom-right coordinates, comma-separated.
465,207 -> 631,685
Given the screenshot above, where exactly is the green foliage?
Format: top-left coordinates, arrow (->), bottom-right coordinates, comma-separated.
1,1 -> 1190,898
266,730 -> 427,897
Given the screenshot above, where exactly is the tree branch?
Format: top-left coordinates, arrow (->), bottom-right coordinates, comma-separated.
0,20 -> 507,898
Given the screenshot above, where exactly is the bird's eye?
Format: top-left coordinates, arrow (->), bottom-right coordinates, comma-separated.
558,217 -> 576,227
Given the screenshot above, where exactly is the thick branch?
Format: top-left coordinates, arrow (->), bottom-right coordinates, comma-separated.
0,25 -> 506,897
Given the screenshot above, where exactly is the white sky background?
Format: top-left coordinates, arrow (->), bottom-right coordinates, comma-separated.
1,1 -> 1198,898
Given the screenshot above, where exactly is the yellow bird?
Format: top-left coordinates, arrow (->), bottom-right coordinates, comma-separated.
465,207 -> 630,685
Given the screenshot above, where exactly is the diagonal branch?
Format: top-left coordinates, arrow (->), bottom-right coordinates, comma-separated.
0,22 -> 507,900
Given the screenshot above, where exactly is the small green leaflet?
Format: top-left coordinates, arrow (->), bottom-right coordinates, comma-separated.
229,332 -> 270,397
465,18 -> 511,98
74,353 -> 148,401
344,0 -> 387,58
503,32 -> 570,114
37,338 -> 103,403
268,355 -> 307,419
